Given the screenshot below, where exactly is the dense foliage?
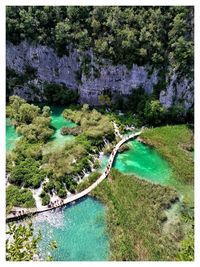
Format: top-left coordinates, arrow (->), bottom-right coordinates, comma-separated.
61,126 -> 81,136
6,222 -> 57,261
63,104 -> 115,142
9,158 -> 46,188
6,222 -> 41,261
6,185 -> 35,211
42,140 -> 89,193
6,6 -> 194,77
177,201 -> 194,261
39,190 -> 50,205
6,96 -> 54,208
43,82 -> 79,105
109,86 -> 194,127
92,169 -> 180,260
177,231 -> 194,261
7,95 -> 54,142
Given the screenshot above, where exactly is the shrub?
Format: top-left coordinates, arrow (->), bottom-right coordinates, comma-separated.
68,184 -> 76,193
6,185 -> 35,211
9,158 -> 46,188
57,188 -> 67,198
76,172 -> 100,192
61,126 -> 81,136
8,96 -> 54,143
93,159 -> 100,169
43,180 -> 54,194
39,191 -> 50,206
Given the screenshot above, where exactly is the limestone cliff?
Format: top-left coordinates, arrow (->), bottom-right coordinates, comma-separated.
6,41 -> 194,109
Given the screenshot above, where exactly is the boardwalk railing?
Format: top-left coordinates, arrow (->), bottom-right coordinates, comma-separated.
6,131 -> 141,222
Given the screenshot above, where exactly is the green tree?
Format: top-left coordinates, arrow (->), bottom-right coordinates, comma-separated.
43,83 -> 79,105
57,188 -> 67,198
18,103 -> 40,124
6,6 -> 194,75
98,94 -> 111,107
6,222 -> 41,261
8,96 -> 40,126
55,20 -> 71,55
144,100 -> 166,126
126,87 -> 148,114
6,185 -> 35,211
42,106 -> 51,117
9,158 -> 46,188
6,222 -> 57,261
39,191 -> 50,206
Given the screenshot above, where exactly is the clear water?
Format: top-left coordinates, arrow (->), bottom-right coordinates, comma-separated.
43,106 -> 76,152
50,106 -> 76,130
33,197 -> 109,261
100,139 -> 173,185
6,106 -> 190,261
99,139 -> 194,202
6,118 -> 19,151
6,106 -> 76,153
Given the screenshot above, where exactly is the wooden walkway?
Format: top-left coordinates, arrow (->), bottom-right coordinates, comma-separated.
6,131 -> 141,222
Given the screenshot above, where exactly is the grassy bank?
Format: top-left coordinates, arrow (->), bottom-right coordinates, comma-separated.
140,125 -> 194,260
141,125 -> 194,185
92,169 -> 180,260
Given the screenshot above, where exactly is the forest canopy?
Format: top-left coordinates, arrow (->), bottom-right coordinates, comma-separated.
6,6 -> 194,76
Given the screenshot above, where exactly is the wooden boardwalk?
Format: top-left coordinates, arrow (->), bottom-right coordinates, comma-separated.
6,131 -> 141,222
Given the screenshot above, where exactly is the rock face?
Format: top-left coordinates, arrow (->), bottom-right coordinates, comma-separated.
6,41 -> 193,109
159,74 -> 194,109
80,64 -> 158,105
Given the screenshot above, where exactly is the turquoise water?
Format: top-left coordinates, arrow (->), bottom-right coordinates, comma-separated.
44,106 -> 76,151
6,119 -> 19,151
50,106 -> 76,130
100,139 -> 173,185
6,106 -> 76,153
33,197 -> 109,261
6,106 -> 184,261
100,139 -> 195,202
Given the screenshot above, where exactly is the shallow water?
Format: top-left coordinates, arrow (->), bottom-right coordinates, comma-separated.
43,106 -> 76,152
33,197 -> 109,261
6,106 -> 76,153
6,107 -> 193,260
100,139 -> 194,203
6,119 -> 19,151
100,139 -> 173,185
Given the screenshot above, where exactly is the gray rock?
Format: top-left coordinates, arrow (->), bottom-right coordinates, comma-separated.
6,41 -> 193,109
160,74 -> 194,109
